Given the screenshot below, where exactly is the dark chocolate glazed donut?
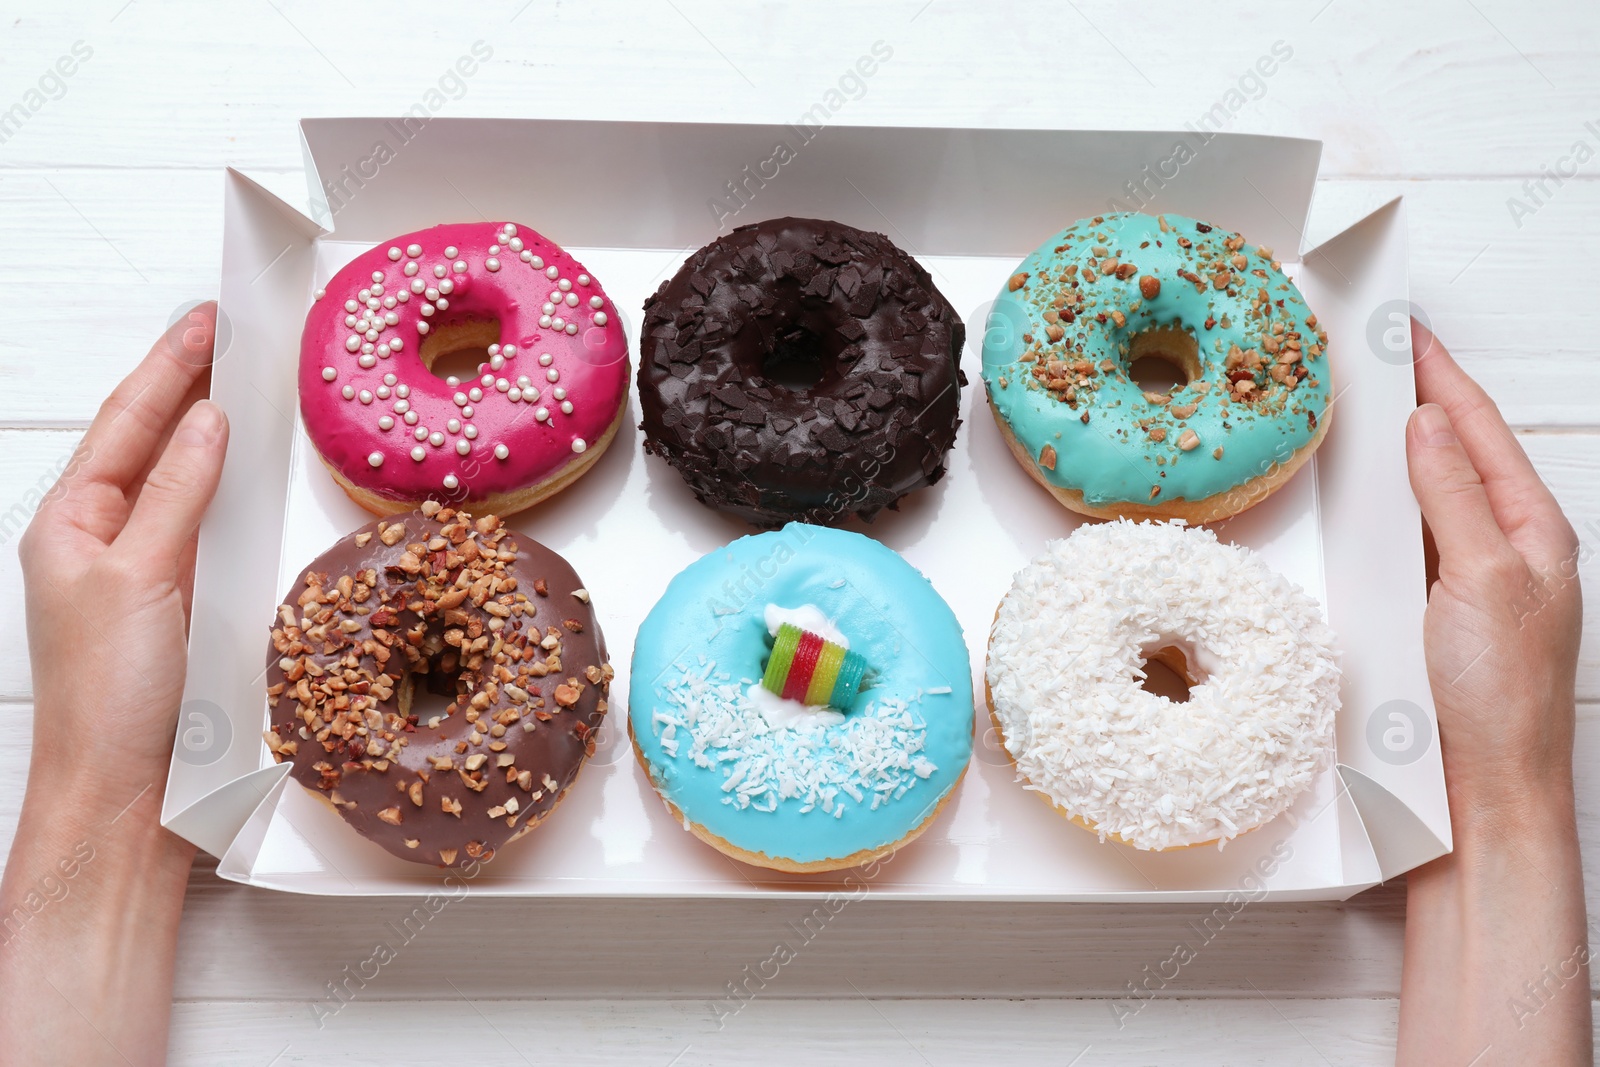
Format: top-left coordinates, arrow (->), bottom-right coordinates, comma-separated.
265,503 -> 610,868
639,217 -> 965,527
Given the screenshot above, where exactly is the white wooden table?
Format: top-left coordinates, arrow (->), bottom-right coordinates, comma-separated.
2,1 -> 1596,1061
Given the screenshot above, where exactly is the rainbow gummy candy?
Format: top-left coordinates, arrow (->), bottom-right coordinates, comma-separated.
761,624 -> 869,711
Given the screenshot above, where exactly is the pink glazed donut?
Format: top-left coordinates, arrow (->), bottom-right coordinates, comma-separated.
300,222 -> 630,516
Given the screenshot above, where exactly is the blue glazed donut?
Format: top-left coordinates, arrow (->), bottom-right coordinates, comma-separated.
629,524 -> 973,872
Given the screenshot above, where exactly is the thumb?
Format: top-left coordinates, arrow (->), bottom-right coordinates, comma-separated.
1406,402 -> 1510,573
112,399 -> 229,570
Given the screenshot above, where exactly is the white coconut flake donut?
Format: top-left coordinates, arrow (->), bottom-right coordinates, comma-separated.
985,520 -> 1341,851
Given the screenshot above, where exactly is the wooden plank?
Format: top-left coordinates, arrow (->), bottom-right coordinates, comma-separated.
0,172 -> 1596,425
5,429 -> 1600,700
165,997 -> 1410,1065
2,705 -> 1599,1002
0,0 -> 1592,178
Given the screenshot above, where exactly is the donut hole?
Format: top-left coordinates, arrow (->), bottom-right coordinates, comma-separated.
420,318 -> 502,386
395,644 -> 466,725
1137,642 -> 1203,704
759,323 -> 835,392
1128,326 -> 1202,396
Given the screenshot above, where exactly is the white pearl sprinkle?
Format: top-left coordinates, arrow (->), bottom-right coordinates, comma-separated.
464,424 -> 478,440
443,474 -> 459,490
446,376 -> 460,387
359,389 -> 373,404
396,383 -> 410,397
358,354 -> 376,369
503,344 -> 517,357
453,260 -> 467,273
411,446 -> 426,462
406,243 -> 422,257
593,312 -> 608,326
439,278 -> 454,295
376,385 -> 390,399
383,296 -> 396,309
589,295 -> 604,309
547,368 -> 560,382
509,237 -> 524,251
538,316 -> 552,329
394,399 -> 411,414
420,303 -> 434,317
368,451 -> 385,467
342,385 -> 355,400
535,406 -> 549,422
424,286 -> 438,300
520,250 -> 533,262
486,258 -> 500,272
346,335 -> 362,352
456,440 -> 471,456
418,321 -> 430,334
487,343 -> 501,356
404,262 -> 419,277
430,431 -> 445,447
377,344 -> 391,359
517,375 -> 532,389
397,289 -> 410,303
558,278 -> 572,292
524,388 -> 540,402
414,426 -> 428,441
384,373 -> 397,386
404,411 -> 418,426
560,400 -> 573,414
565,323 -> 578,335
546,265 -> 559,279
433,264 -> 448,279
371,271 -> 385,284
469,387 -> 483,402
542,303 -> 556,316
361,342 -> 375,355
530,256 -> 544,269
552,317 -> 565,330
379,415 -> 394,431
448,418 -> 461,433
490,244 -> 500,255
577,274 -> 590,286
321,366 -> 337,381
496,378 -> 510,392
564,293 -> 579,308
480,374 -> 494,387
360,289 -> 371,302
387,247 -> 402,261
462,405 -> 474,418
508,387 -> 522,402
490,355 -> 505,371
384,311 -> 399,326
571,438 -> 587,453
494,443 -> 509,460
454,392 -> 468,407
553,387 -> 567,400
539,352 -> 554,366
345,299 -> 359,313
314,288 -> 326,300
444,245 -> 458,258
435,298 -> 449,311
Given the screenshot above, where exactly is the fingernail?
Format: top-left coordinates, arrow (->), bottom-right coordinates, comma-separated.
175,400 -> 225,446
1413,403 -> 1457,447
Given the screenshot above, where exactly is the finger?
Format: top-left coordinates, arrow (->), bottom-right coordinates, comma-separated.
107,399 -> 228,572
66,303 -> 219,496
1406,403 -> 1514,577
1411,318 -> 1569,564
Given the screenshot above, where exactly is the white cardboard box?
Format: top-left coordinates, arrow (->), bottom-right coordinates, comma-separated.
162,118 -> 1448,900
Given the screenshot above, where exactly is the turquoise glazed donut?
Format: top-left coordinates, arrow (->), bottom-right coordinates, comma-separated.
629,524 -> 973,872
981,212 -> 1332,523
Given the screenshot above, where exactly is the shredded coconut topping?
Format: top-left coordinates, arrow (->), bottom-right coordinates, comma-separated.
651,657 -> 935,818
986,520 -> 1340,850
